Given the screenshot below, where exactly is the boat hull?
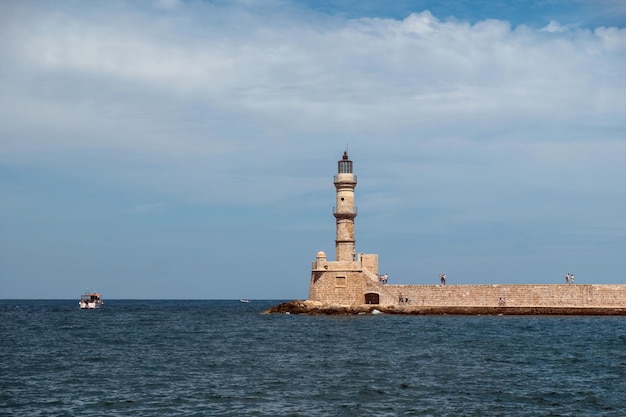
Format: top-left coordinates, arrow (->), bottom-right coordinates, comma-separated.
79,301 -> 100,309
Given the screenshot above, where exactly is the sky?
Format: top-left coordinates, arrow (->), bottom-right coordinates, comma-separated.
1,0 -> 625,299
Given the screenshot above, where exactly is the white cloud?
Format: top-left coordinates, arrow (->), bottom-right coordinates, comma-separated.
4,6 -> 624,137
542,20 -> 568,33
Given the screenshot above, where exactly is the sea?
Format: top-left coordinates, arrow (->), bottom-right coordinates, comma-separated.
1,300 -> 625,417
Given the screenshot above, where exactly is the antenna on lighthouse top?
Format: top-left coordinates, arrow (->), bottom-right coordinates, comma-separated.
342,143 -> 350,160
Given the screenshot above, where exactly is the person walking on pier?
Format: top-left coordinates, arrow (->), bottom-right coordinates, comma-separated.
440,273 -> 446,285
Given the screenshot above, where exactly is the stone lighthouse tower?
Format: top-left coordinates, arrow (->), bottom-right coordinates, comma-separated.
309,151 -> 379,305
334,151 -> 357,261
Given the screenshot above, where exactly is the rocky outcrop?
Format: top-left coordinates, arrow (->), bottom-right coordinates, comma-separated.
262,300 -> 380,315
262,300 -> 626,315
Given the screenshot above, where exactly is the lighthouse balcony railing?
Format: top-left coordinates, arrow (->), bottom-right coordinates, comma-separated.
333,206 -> 358,215
333,175 -> 357,183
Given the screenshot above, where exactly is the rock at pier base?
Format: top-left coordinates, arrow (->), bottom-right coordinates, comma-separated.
262,300 -> 626,316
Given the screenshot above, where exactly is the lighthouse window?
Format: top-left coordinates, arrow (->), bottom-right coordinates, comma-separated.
341,198 -> 344,201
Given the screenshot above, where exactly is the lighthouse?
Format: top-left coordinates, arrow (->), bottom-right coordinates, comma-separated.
309,151 -> 379,305
334,151 -> 357,261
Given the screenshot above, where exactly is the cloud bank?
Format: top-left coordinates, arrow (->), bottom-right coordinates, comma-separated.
2,3 -> 624,151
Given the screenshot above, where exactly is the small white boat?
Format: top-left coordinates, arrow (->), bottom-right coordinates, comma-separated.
79,292 -> 103,309
239,299 -> 250,303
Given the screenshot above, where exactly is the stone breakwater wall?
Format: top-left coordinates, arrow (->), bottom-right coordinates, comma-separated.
379,284 -> 626,308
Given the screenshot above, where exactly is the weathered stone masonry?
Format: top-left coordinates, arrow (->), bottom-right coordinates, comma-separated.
308,152 -> 626,308
381,284 -> 626,308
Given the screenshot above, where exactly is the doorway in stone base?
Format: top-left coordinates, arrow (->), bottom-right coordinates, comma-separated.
364,292 -> 380,304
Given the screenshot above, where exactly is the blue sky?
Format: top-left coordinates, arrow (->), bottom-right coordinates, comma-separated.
1,0 -> 625,299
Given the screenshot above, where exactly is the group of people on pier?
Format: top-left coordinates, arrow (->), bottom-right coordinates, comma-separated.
565,273 -> 576,284
378,273 -> 389,284
398,293 -> 410,304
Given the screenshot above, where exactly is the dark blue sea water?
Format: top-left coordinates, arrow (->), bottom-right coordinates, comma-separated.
1,300 -> 625,416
